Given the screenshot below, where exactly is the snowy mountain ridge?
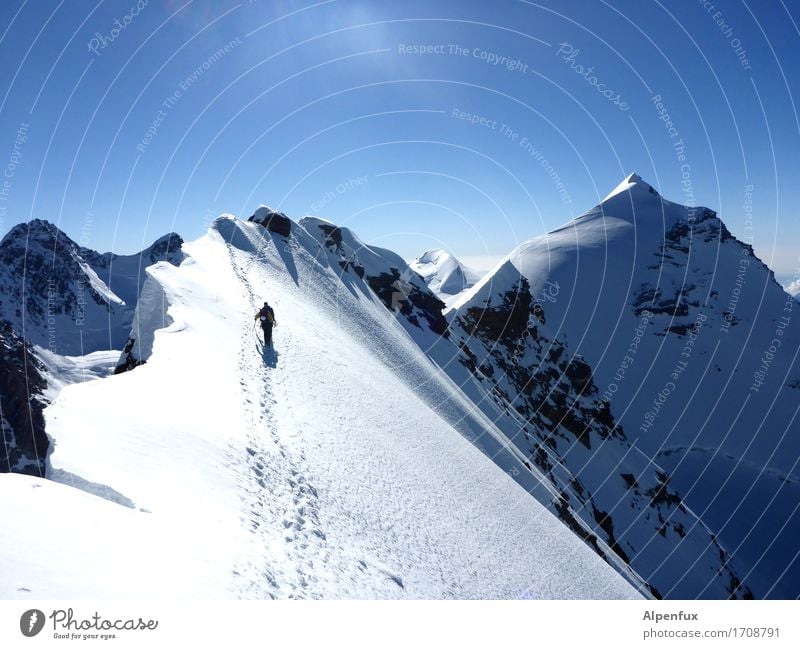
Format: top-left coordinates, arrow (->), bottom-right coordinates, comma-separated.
16,210 -> 643,599
1,173 -> 797,599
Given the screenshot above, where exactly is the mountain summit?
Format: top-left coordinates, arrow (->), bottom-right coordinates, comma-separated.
601,172 -> 661,202
409,248 -> 482,303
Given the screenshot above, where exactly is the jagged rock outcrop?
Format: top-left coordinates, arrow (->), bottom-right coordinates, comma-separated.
0,320 -> 48,476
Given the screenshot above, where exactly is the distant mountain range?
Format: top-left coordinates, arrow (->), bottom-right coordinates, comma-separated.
0,220 -> 183,475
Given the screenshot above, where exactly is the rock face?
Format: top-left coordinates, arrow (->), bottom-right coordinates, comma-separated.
472,173 -> 800,597
249,206 -> 292,237
437,275 -> 752,599
300,217 -> 450,337
0,219 -> 120,354
0,319 -> 48,476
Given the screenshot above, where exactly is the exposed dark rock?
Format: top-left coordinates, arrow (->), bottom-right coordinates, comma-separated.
646,471 -> 683,509
318,224 -> 343,251
366,269 -> 448,336
0,220 -> 109,329
460,282 -> 532,349
145,233 -> 184,263
249,207 -> 292,237
593,504 -> 629,563
621,473 -> 639,490
533,303 -> 545,324
0,319 -> 48,476
114,337 -> 145,375
564,356 -> 593,392
338,260 -> 365,278
554,494 -> 604,558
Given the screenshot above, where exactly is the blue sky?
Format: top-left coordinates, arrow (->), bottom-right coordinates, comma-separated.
0,0 -> 798,282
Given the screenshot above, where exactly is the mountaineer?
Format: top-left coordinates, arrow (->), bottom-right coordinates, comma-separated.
254,301 -> 276,346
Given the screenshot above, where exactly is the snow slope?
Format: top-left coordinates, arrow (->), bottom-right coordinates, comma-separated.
0,472 -> 213,598
452,173 -> 800,597
16,214 -> 641,599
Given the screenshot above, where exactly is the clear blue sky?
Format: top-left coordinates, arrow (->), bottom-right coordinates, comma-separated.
0,0 -> 798,282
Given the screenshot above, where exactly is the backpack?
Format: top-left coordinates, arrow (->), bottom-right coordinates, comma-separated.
260,307 -> 275,325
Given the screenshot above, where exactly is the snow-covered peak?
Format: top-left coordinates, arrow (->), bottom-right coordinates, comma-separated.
299,216 -> 410,279
449,174 -> 800,597
601,172 -> 660,203
141,232 -> 184,266
147,232 -> 183,252
417,248 -> 449,265
566,171 -> 714,234
410,248 -> 481,301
